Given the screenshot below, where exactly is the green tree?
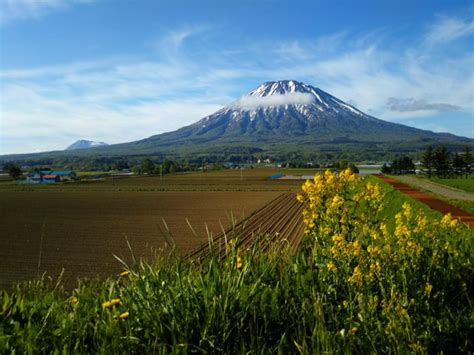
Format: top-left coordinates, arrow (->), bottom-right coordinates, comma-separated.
451,153 -> 464,178
433,145 -> 450,177
422,146 -> 434,178
161,159 -> 172,174
463,146 -> 472,178
381,163 -> 392,174
400,156 -> 415,174
141,159 -> 155,175
132,165 -> 143,175
3,162 -> 22,179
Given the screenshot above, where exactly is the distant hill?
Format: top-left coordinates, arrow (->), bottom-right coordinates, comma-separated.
66,140 -> 108,150
1,80 -> 472,163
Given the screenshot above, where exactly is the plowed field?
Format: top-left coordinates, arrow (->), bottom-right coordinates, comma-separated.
187,192 -> 305,261
0,191 -> 279,288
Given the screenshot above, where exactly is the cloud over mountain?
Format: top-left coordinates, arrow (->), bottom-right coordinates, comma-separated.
233,92 -> 314,110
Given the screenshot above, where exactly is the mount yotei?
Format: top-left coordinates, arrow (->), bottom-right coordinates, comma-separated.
115,80 -> 471,155
147,80 -> 449,144
2,80 -> 472,162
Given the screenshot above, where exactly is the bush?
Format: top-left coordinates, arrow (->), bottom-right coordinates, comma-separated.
297,169 -> 472,352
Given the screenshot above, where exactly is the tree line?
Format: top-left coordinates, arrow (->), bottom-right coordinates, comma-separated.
382,145 -> 472,178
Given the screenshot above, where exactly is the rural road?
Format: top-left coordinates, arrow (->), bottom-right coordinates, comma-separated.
392,175 -> 474,202
377,175 -> 474,228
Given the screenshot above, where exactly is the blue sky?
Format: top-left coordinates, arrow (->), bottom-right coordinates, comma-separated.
0,0 -> 473,154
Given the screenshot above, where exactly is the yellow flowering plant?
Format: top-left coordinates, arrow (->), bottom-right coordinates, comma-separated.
297,170 -> 472,349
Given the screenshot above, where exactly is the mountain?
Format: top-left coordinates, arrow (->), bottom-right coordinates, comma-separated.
66,140 -> 108,150
124,80 -> 471,151
1,80 -> 472,163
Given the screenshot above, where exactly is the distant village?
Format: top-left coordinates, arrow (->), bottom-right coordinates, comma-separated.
26,170 -> 76,184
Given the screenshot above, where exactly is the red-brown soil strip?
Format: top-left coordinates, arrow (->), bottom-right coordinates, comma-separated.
377,175 -> 474,228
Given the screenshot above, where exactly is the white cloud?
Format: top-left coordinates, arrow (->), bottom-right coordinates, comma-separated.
0,0 -> 95,25
233,92 -> 314,110
155,24 -> 211,58
425,16 -> 474,44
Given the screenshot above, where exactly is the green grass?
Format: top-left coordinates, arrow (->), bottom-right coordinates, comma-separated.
422,176 -> 474,193
366,175 -> 442,224
0,175 -> 472,353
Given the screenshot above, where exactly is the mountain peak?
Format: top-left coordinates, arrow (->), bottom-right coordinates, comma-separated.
248,80 -> 313,97
66,139 -> 108,150
228,80 -> 367,119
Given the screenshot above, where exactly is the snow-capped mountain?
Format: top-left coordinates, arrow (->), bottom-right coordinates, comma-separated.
66,140 -> 108,150
190,80 -> 378,135
142,80 -> 449,146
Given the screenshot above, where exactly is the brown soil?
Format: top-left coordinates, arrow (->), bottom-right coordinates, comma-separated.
0,191 -> 279,288
377,175 -> 474,228
187,192 -> 305,261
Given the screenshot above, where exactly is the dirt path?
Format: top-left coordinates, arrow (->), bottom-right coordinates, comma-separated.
392,175 -> 474,202
377,175 -> 474,228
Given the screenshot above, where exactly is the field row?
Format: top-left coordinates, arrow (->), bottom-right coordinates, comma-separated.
187,192 -> 304,261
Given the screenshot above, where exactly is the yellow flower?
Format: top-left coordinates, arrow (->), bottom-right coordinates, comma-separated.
226,239 -> 236,251
102,298 -> 121,309
440,213 -> 453,227
330,195 -> 344,209
327,261 -> 337,272
332,234 -> 344,244
349,266 -> 363,286
424,283 -> 433,296
370,261 -> 381,273
70,296 -> 78,305
118,311 -> 129,319
236,255 -> 243,269
296,194 -> 304,203
402,202 -> 412,218
119,271 -> 130,277
367,245 -> 381,256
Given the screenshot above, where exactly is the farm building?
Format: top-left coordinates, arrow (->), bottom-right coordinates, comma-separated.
26,170 -> 76,184
42,174 -> 60,183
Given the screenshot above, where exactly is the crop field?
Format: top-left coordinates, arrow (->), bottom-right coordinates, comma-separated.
0,188 -> 281,288
188,192 -> 305,261
0,168 -> 305,192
